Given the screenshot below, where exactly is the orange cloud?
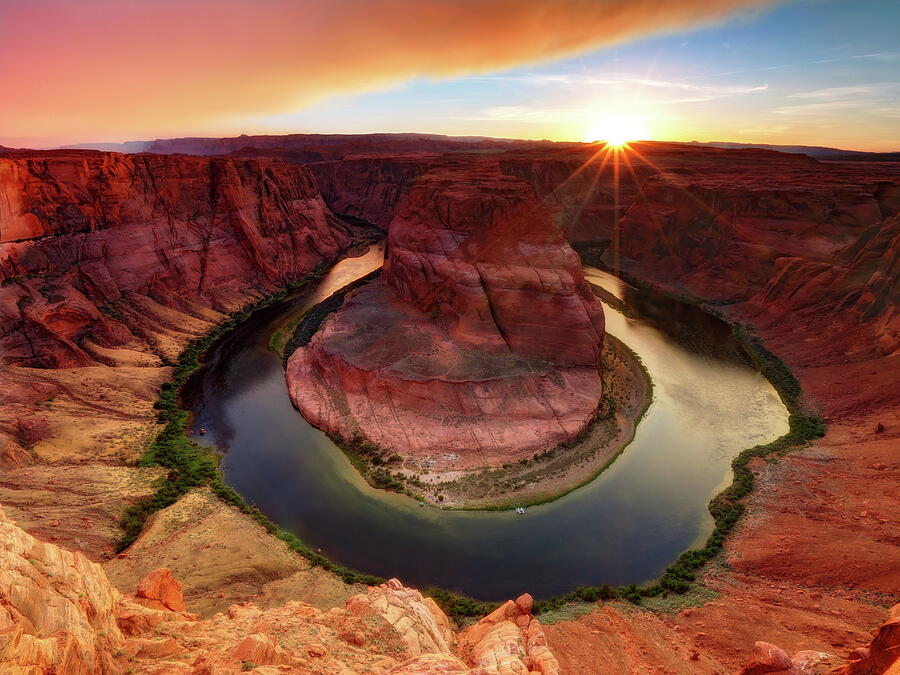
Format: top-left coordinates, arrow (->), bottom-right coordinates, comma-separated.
0,0 -> 777,142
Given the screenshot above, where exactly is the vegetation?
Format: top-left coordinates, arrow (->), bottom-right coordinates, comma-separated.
116,263 -> 382,586
281,269 -> 380,362
424,587 -> 498,620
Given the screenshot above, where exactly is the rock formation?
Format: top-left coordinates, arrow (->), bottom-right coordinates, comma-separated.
831,604 -> 900,674
0,505 -> 560,674
287,161 -> 605,465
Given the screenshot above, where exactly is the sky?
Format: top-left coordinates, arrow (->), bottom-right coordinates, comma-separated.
1,0 -> 898,151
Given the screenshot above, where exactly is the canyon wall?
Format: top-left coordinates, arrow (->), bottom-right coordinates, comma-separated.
0,150 -> 357,563
287,161 -> 606,466
0,150 -> 354,369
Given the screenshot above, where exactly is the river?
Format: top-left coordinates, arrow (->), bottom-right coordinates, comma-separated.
183,246 -> 788,600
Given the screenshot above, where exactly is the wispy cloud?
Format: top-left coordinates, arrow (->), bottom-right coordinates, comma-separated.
462,72 -> 768,104
788,85 -> 874,98
455,105 -> 589,123
774,101 -> 864,115
625,78 -> 767,95
777,81 -> 900,117
468,72 -> 766,94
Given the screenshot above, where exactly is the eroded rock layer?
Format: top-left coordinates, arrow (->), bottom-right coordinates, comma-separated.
0,150 -> 353,369
287,162 -> 605,465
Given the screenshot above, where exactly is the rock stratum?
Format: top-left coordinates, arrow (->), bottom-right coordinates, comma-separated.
0,136 -> 898,674
286,162 -> 605,466
0,150 -> 353,369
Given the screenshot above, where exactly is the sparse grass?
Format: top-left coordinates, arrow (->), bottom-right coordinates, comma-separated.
537,602 -> 596,625
638,584 -> 720,614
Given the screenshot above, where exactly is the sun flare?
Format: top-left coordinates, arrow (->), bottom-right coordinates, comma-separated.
583,115 -> 648,146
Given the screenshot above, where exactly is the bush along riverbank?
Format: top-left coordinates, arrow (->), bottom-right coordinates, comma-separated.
116,262 -> 383,587
528,271 -> 826,616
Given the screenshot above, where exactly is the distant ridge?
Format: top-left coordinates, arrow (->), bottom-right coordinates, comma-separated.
49,134 -> 900,162
686,140 -> 900,162
60,140 -> 150,153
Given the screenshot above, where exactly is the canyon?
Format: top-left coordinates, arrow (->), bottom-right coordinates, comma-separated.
0,136 -> 897,673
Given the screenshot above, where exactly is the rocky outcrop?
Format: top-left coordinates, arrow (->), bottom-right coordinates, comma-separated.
831,604 -> 900,675
287,162 -> 605,465
0,505 -> 124,673
735,641 -> 832,674
0,505 -> 560,674
457,593 -> 560,675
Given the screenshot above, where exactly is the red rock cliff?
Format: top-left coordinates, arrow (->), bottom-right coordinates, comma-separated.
0,150 -> 354,368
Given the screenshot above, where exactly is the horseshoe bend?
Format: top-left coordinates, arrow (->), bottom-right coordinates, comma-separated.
283,162 -> 653,508
1,2 -> 900,669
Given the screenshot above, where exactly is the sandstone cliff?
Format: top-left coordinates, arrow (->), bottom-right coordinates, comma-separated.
286,162 -> 605,466
0,505 -> 561,674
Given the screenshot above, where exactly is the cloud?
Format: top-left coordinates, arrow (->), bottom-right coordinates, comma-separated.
460,106 -> 584,123
467,73 -> 768,98
788,85 -> 876,99
777,82 -> 900,117
624,78 -> 767,95
0,0 -> 778,141
773,101 -> 864,116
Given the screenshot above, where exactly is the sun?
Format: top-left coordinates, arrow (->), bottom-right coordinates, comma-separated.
582,115 -> 648,147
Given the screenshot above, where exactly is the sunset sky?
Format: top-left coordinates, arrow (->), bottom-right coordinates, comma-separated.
1,0 -> 898,151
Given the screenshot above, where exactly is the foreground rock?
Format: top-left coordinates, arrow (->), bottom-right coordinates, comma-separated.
287,162 -> 605,468
0,505 -> 560,674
